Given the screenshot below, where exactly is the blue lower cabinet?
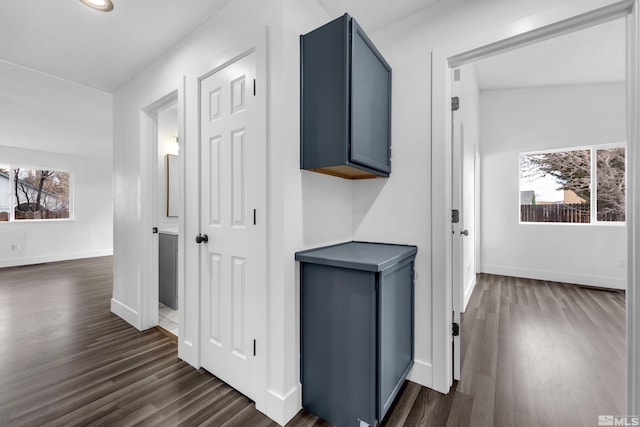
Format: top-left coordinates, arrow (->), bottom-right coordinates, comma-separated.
159,233 -> 178,310
295,241 -> 416,427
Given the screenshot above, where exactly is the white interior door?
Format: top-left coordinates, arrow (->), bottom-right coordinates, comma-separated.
199,51 -> 265,401
451,96 -> 463,381
461,129 -> 476,312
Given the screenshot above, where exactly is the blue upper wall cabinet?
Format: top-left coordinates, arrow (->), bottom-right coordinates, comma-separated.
300,14 -> 392,179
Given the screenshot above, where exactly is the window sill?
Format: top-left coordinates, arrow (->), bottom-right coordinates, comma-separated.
0,218 -> 75,224
519,221 -> 626,227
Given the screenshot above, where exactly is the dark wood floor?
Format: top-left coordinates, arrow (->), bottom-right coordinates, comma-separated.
0,259 -> 625,426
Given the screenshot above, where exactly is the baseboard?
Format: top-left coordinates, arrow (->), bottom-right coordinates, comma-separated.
0,250 -> 113,269
178,339 -> 198,369
263,385 -> 302,426
111,298 -> 140,330
481,264 -> 626,290
406,359 -> 433,389
462,275 -> 476,312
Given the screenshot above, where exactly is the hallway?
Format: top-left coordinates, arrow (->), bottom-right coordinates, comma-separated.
0,259 -> 625,426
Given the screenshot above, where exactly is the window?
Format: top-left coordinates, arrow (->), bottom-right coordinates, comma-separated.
519,145 -> 625,224
0,165 -> 10,221
0,165 -> 71,222
596,147 -> 626,221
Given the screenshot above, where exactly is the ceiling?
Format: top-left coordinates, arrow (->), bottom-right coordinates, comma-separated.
0,0 -> 444,93
474,18 -> 626,90
0,0 -> 234,92
0,1 -> 626,93
315,0 -> 444,32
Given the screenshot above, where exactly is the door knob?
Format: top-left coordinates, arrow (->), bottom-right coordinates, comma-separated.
460,229 -> 469,236
195,234 -> 209,244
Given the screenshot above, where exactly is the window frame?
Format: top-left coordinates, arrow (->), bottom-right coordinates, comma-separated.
0,163 -> 74,223
518,142 -> 626,226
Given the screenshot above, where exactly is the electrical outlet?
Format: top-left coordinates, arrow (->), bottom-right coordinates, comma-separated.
11,243 -> 20,252
617,259 -> 626,268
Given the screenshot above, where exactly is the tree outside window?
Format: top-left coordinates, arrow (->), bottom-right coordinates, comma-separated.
519,145 -> 625,224
596,147 -> 626,221
0,165 -> 71,221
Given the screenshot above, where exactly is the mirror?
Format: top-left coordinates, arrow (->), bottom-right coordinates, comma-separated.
166,154 -> 179,217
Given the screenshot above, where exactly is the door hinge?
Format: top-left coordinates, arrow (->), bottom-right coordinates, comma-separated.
253,209 -> 256,225
451,96 -> 459,111
253,339 -> 256,356
152,227 -> 158,234
452,209 -> 459,224
452,322 -> 460,337
253,79 -> 256,96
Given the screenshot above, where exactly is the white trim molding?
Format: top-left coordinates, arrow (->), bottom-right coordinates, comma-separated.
626,0 -> 640,416
431,49 -> 453,394
0,250 -> 113,269
139,89 -> 181,333
449,0 -> 634,68
481,264 -> 626,290
265,386 -> 302,426
110,298 -> 139,329
407,359 -> 434,387
462,275 -> 476,313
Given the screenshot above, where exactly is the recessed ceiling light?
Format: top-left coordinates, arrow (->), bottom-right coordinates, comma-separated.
79,0 -> 114,12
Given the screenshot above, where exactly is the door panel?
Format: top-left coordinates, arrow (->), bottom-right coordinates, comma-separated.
451,114 -> 462,381
199,52 -> 264,400
350,19 -> 391,173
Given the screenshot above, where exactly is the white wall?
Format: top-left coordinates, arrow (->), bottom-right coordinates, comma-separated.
0,61 -> 113,267
363,0 -> 622,392
283,1 -> 353,406
480,83 -> 626,289
112,0 -> 349,422
111,0 -> 627,422
0,146 -> 113,266
0,61 -> 113,159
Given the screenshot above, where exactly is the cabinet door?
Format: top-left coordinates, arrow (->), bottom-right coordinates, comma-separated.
378,259 -> 414,419
350,19 -> 392,174
159,233 -> 177,310
301,263 -> 377,427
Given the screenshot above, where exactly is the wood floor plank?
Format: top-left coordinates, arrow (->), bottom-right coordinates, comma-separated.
0,259 -> 626,427
492,294 -> 513,427
220,404 -> 278,427
131,379 -> 224,427
402,387 -> 433,426
381,381 -> 421,426
444,387 -> 473,427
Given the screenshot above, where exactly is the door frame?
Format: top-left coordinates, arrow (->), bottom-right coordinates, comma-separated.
430,0 -> 639,414
195,44 -> 268,413
140,83 -> 185,332
450,95 -> 463,381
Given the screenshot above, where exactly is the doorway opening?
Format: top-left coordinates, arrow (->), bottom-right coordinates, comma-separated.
156,102 -> 180,336
451,13 -> 627,372
431,0 -> 636,414
140,91 -> 183,337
